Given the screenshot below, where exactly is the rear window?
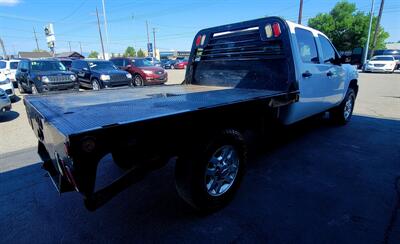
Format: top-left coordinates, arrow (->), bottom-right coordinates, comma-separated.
0,61 -> 6,69
10,62 -> 19,69
295,28 -> 319,63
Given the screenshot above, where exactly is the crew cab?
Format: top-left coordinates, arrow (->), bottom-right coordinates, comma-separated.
110,57 -> 168,86
16,59 -> 78,94
24,17 -> 358,212
71,59 -> 133,90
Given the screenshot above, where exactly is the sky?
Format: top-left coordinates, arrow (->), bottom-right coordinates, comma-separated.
0,0 -> 399,56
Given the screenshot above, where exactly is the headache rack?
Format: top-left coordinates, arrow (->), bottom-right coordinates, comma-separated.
185,17 -> 297,92
198,27 -> 285,61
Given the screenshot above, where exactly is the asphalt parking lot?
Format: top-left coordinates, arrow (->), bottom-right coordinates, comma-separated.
0,71 -> 399,243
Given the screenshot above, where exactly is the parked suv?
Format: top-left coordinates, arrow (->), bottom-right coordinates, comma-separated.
15,59 -> 78,94
71,59 -> 132,90
0,59 -> 20,87
0,72 -> 16,101
0,88 -> 11,113
110,57 -> 167,86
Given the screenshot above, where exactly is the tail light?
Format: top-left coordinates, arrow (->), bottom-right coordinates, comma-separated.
195,34 -> 206,47
195,35 -> 202,46
201,35 -> 206,45
272,22 -> 281,37
265,24 -> 273,38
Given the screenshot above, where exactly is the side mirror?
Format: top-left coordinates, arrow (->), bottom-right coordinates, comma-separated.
126,64 -> 132,68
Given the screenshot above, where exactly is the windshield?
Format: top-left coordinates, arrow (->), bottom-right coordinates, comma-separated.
31,61 -> 67,71
10,62 -> 19,69
133,59 -> 153,67
371,56 -> 394,61
0,61 -> 5,69
88,61 -> 117,70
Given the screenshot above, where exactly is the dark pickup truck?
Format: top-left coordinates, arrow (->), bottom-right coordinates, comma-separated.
24,17 -> 357,211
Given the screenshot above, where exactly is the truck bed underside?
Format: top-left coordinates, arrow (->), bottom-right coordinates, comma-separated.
25,85 -> 287,135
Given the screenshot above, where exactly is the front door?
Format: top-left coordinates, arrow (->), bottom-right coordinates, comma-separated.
317,34 -> 345,106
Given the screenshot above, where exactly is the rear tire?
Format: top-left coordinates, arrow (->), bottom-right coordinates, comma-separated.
112,151 -> 134,169
175,129 -> 247,212
330,88 -> 356,125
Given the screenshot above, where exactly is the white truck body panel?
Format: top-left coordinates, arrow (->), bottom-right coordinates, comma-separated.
280,21 -> 358,125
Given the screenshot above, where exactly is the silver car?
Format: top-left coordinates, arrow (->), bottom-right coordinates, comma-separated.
0,88 -> 11,113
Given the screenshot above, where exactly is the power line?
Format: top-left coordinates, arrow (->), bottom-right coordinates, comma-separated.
55,0 -> 88,23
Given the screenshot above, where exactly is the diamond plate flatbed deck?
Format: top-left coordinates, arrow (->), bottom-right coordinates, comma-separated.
24,85 -> 286,136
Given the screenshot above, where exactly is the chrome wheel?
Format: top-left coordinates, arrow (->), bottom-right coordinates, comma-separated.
134,75 -> 143,86
205,145 -> 239,197
31,85 -> 38,94
18,82 -> 24,93
343,95 -> 354,120
92,80 -> 100,90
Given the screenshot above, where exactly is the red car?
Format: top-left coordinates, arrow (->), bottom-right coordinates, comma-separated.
174,60 -> 188,69
110,57 -> 168,86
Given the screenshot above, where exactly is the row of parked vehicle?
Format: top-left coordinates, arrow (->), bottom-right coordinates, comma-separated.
0,56 -> 171,95
160,58 -> 189,69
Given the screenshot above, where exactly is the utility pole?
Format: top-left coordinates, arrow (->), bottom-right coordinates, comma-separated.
0,38 -> 7,58
362,0 -> 375,66
146,20 -> 150,56
298,0 -> 304,24
68,41 -> 72,52
79,42 -> 83,54
33,27 -> 40,51
371,0 -> 385,54
96,7 -> 106,60
153,28 -> 156,58
101,0 -> 110,58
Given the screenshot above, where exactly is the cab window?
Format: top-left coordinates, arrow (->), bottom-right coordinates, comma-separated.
295,28 -> 319,64
318,34 -> 336,63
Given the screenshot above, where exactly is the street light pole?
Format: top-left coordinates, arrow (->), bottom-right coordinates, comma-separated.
96,7 -> 106,60
101,0 -> 109,59
363,0 -> 375,66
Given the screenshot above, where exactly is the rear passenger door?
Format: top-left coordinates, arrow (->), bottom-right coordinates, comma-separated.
317,34 -> 345,106
285,27 -> 329,123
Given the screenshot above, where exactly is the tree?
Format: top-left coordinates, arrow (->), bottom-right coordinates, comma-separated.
88,51 -> 99,58
308,0 -> 389,51
124,46 -> 136,57
137,48 -> 145,57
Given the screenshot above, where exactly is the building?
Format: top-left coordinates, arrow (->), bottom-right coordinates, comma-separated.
55,51 -> 84,59
159,50 -> 190,60
18,51 -> 52,59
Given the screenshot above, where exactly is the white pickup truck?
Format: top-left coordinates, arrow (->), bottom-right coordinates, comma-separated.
24,17 -> 358,211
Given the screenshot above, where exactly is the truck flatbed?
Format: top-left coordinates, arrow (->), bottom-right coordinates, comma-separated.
24,85 -> 287,135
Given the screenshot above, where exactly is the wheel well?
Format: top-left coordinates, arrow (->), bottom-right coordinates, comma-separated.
349,79 -> 358,96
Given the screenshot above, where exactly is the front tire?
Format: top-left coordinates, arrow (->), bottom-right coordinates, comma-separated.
175,129 -> 247,212
330,88 -> 356,125
17,82 -> 26,94
91,79 -> 100,90
133,75 -> 144,86
31,84 -> 39,94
